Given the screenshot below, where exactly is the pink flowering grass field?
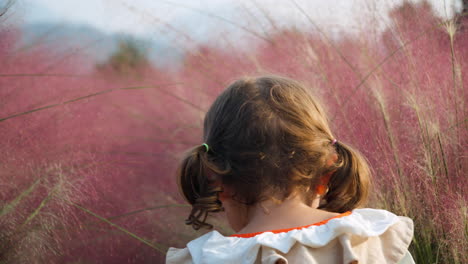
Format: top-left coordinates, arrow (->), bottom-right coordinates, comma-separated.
1,1 -> 467,263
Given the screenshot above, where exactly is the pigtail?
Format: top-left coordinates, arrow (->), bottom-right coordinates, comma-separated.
177,145 -> 224,230
319,141 -> 371,213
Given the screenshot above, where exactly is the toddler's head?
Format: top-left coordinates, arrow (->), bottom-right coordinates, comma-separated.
177,75 -> 370,230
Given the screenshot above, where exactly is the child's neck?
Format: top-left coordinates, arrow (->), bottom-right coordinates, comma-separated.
236,195 -> 339,235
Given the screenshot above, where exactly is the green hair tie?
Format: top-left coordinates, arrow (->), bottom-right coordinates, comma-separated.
202,143 -> 209,152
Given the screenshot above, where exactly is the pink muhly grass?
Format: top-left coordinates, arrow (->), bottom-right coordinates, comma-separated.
0,26 -> 196,263
1,1 -> 467,263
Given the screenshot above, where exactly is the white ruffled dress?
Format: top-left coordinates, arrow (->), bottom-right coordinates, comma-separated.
166,208 -> 415,264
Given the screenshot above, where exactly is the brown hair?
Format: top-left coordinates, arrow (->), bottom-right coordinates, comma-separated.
177,75 -> 371,230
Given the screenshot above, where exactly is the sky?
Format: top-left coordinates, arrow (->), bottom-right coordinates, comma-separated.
5,0 -> 463,68
11,0 -> 463,41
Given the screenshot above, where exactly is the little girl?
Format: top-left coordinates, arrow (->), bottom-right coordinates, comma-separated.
166,76 -> 414,264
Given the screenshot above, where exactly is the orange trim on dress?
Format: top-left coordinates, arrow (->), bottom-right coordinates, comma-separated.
230,211 -> 352,238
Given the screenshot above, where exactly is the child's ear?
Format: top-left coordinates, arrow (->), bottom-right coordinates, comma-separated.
207,175 -> 226,199
218,184 -> 234,201
326,153 -> 338,167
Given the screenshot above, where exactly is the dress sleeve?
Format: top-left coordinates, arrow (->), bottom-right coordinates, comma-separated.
397,250 -> 416,264
166,247 -> 192,264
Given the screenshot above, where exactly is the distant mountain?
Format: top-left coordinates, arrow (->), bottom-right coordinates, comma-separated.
19,22 -> 184,69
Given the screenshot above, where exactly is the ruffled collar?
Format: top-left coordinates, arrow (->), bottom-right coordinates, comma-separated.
167,208 -> 413,264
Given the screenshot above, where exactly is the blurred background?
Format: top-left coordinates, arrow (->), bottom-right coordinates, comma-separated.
0,0 -> 466,263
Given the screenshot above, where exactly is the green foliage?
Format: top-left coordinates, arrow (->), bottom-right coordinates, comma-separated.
97,38 -> 151,77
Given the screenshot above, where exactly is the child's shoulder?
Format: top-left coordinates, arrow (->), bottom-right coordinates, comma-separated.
166,208 -> 414,264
